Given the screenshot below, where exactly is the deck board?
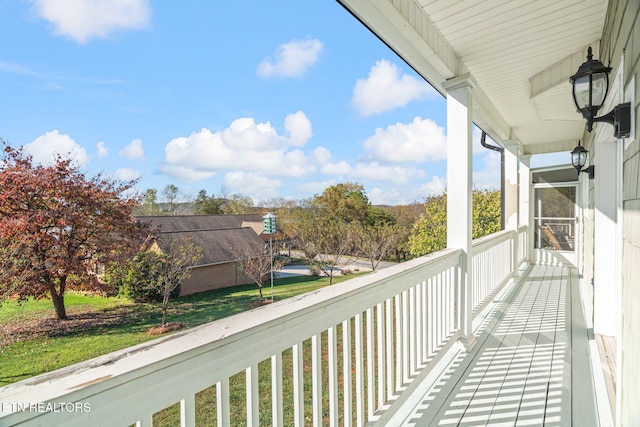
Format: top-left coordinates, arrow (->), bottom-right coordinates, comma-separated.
400,264 -> 598,427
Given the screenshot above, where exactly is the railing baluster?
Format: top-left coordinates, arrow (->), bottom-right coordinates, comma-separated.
354,313 -> 364,426
365,307 -> 374,418
342,319 -> 352,427
402,290 -> 409,384
427,277 -> 438,357
216,379 -> 230,427
246,364 -> 259,427
415,284 -> 422,367
312,334 -> 322,427
394,294 -> 403,390
376,303 -> 385,407
421,280 -> 428,363
328,326 -> 338,427
409,286 -> 416,376
436,273 -> 442,348
292,343 -> 304,427
180,395 -> 196,427
271,353 -> 283,427
385,298 -> 394,398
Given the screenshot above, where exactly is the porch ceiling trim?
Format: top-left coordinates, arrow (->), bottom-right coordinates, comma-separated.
338,0 -> 609,152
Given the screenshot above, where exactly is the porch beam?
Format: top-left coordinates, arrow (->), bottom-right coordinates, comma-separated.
444,73 -> 476,351
523,139 -> 578,155
530,42 -> 601,98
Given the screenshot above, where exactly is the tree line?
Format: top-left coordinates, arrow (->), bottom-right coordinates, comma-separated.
134,185 -> 255,216
1,141 -> 501,320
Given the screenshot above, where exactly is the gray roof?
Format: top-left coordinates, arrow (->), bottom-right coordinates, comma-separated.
155,228 -> 265,266
136,214 -> 262,233
137,215 -> 266,266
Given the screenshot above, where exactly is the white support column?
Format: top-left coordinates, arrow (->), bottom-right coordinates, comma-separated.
503,141 -> 522,231
443,74 -> 476,351
519,154 -> 531,229
593,140 -> 620,336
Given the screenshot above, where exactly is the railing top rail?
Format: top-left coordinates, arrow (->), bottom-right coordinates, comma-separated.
471,229 -> 513,250
0,247 -> 462,419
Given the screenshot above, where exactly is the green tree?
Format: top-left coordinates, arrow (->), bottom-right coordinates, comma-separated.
194,189 -> 223,215
135,188 -> 163,215
106,240 -> 201,325
222,193 -> 254,214
408,189 -> 502,257
313,182 -> 369,224
0,143 -> 148,320
408,193 -> 448,257
162,184 -> 179,215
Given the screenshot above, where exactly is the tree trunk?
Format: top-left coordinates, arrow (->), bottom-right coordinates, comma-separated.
49,285 -> 68,320
258,284 -> 264,300
162,294 -> 169,325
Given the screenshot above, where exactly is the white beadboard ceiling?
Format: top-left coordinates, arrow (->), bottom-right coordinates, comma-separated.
338,0 -> 609,153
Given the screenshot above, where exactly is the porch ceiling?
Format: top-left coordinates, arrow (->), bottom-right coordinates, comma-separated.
338,0 -> 609,154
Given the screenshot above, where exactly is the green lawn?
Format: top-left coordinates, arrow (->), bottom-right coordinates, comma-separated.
1,271 -> 376,426
0,272 -> 361,387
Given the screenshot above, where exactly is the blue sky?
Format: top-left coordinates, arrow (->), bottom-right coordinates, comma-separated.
0,0 -> 507,205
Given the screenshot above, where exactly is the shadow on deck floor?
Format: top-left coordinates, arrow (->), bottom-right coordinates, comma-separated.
399,264 -> 599,427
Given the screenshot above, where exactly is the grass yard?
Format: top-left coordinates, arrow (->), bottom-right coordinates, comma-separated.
0,271 -> 362,387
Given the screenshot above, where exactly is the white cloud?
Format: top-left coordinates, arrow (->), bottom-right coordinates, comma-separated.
312,146 -> 332,164
352,59 -> 435,116
158,164 -> 215,183
23,130 -> 89,167
473,151 -> 501,190
321,161 -> 351,176
362,117 -> 447,164
419,176 -> 447,197
367,187 -> 418,206
257,39 -> 323,78
349,162 -> 426,185
119,138 -> 145,160
222,171 -> 281,202
160,112 -> 316,182
29,0 -> 150,44
96,141 -> 108,157
285,111 -> 313,146
0,61 -> 39,77
111,167 -> 141,181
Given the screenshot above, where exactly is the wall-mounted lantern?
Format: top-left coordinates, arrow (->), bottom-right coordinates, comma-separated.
571,140 -> 595,179
570,47 -> 631,138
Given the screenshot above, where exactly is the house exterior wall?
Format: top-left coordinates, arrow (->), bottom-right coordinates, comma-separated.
599,1 -> 640,425
179,263 -> 254,296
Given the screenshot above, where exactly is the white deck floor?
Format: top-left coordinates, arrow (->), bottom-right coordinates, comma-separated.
398,264 -> 599,427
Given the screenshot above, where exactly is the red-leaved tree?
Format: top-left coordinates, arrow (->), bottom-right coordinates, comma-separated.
0,142 -> 149,320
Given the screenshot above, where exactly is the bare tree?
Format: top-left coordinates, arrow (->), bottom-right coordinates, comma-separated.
234,248 -> 283,300
292,219 -> 356,285
353,223 -> 401,271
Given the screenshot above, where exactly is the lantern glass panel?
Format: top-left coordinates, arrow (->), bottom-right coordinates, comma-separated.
573,75 -> 591,109
591,72 -> 608,107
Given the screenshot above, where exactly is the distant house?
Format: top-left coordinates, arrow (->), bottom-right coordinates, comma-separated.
137,215 -> 268,296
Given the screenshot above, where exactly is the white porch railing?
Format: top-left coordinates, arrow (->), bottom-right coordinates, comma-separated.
0,228 -> 528,427
471,226 -> 528,316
